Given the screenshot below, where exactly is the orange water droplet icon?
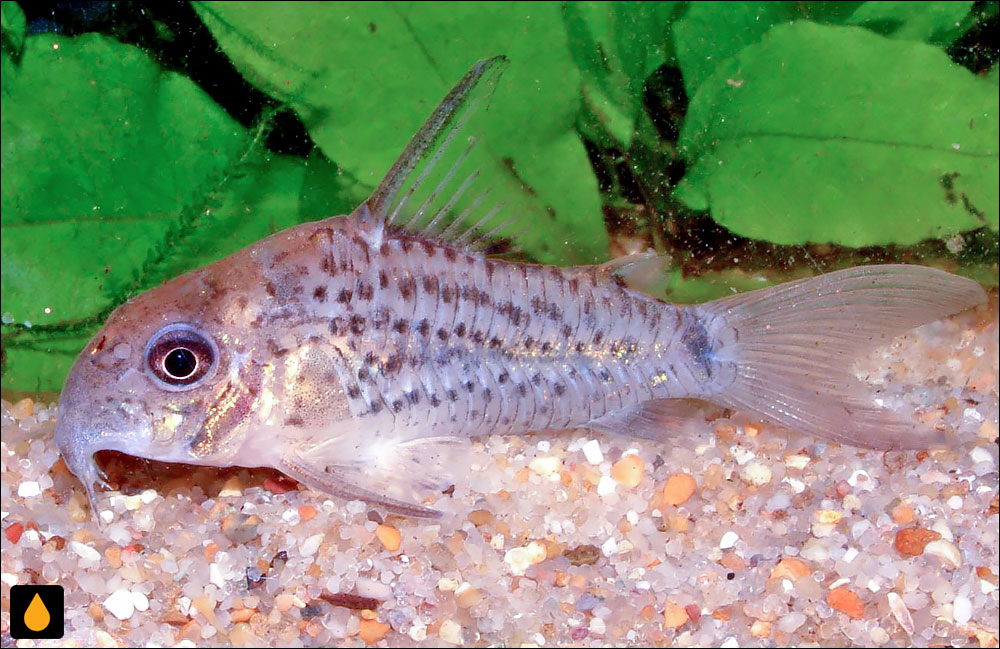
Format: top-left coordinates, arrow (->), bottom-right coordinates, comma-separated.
25,592 -> 51,632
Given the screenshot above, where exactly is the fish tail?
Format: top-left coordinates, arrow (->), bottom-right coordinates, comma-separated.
697,264 -> 986,449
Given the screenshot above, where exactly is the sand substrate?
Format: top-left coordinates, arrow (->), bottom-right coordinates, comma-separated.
2,298 -> 998,648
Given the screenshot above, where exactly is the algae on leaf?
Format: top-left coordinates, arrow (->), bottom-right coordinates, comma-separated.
193,1 -> 609,266
674,22 -> 999,247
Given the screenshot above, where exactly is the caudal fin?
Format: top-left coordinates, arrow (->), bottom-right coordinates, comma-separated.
700,265 -> 987,450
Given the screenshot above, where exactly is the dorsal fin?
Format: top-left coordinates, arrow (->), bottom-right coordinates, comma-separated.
356,56 -> 531,256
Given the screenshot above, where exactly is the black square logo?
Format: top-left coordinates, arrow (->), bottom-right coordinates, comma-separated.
9,584 -> 64,639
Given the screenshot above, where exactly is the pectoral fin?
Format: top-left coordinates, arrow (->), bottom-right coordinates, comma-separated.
279,436 -> 465,519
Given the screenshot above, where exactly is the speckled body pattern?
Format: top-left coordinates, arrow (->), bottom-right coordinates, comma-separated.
240,217 -> 722,439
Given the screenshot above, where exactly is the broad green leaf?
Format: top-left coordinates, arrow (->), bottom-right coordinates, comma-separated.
675,22 -> 999,247
193,1 -> 608,266
2,34 -> 250,327
674,2 -> 975,100
845,1 -> 974,47
1,0 -> 25,53
0,34 -> 358,392
674,1 -> 864,98
563,1 -> 679,148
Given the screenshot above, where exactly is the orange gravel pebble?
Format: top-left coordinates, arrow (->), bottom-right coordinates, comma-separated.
231,608 -> 254,623
750,619 -> 772,638
663,473 -> 697,506
203,542 -> 219,562
663,603 -> 690,629
299,505 -> 318,522
827,587 -> 865,619
611,455 -> 645,488
895,527 -> 941,556
359,618 -> 391,644
5,522 -> 24,544
769,557 -> 811,581
891,504 -> 915,525
376,524 -> 402,552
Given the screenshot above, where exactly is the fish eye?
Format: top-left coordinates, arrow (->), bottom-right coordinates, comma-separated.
146,324 -> 217,389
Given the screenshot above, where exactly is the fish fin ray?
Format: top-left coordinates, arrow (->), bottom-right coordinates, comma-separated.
280,435 -> 467,518
699,264 -> 987,449
587,398 -> 719,441
358,56 -> 519,255
598,252 -> 672,297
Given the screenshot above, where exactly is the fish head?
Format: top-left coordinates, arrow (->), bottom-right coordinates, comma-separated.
54,246 -> 272,509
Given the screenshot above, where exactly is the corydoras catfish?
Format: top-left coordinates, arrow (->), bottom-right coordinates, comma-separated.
55,57 -> 987,518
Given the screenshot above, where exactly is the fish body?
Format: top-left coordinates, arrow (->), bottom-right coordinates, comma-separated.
55,58 -> 987,517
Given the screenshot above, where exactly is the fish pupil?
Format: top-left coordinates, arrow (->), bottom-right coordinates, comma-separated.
164,347 -> 197,379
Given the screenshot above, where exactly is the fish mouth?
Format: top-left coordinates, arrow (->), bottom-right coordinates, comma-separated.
54,375 -> 108,512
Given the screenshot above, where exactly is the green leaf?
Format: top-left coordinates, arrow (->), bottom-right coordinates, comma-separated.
845,1 -> 974,47
1,34 -> 358,392
193,1 -> 608,266
2,34 -> 250,325
1,0 -> 25,54
675,22 -> 999,247
673,1 -> 977,100
674,1 -> 864,98
563,1 -> 679,148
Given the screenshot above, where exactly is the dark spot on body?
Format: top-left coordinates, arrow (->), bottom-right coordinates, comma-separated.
392,319 -> 409,334
430,394 -> 441,407
454,323 -> 467,338
421,240 -> 436,257
285,415 -> 304,426
441,285 -> 455,303
517,383 -> 528,396
416,319 -> 430,336
422,276 -> 438,294
497,371 -> 509,384
541,342 -> 552,353
349,315 -> 366,335
592,330 -> 604,346
336,288 -> 353,303
406,390 -> 420,405
472,330 -> 485,344
378,271 -> 388,289
347,385 -> 361,399
523,336 -> 534,350
358,367 -> 371,382
444,248 -> 457,262
531,373 -> 542,385
482,388 -> 492,403
313,286 -> 327,302
357,282 -> 374,301
399,276 -> 416,300
554,383 -> 566,396
391,400 -> 403,413
384,353 -> 403,374
369,400 -> 383,414
447,389 -> 458,402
